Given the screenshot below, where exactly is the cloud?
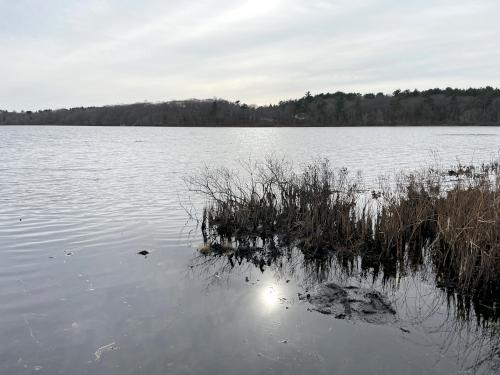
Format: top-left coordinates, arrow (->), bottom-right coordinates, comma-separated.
0,0 -> 499,110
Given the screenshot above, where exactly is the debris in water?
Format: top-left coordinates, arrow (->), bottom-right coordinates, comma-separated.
137,250 -> 150,257
23,316 -> 41,346
94,342 -> 118,361
300,283 -> 396,324
400,327 -> 411,333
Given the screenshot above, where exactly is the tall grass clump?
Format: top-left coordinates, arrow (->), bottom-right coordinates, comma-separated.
372,162 -> 499,297
185,158 -> 500,299
186,158 -> 371,255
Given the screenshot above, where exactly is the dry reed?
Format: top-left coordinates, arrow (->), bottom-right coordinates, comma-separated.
185,158 -> 500,298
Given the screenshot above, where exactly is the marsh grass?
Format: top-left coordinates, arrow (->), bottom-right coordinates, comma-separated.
185,157 -> 499,300
372,162 -> 499,296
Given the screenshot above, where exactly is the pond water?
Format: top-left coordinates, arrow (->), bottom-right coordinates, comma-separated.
0,126 -> 499,375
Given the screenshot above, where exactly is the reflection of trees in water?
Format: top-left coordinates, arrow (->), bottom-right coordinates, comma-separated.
188,240 -> 499,373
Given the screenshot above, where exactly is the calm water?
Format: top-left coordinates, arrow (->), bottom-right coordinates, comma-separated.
0,126 -> 499,375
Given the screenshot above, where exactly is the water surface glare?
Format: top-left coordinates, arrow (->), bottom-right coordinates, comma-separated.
1,126 -> 499,374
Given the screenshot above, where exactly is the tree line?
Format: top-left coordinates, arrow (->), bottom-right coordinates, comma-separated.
2,87 -> 500,126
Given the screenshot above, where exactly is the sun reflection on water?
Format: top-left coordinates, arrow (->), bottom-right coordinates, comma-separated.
258,285 -> 281,314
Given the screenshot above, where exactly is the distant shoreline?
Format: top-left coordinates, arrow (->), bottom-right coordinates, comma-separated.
2,88 -> 500,127
1,123 -> 499,127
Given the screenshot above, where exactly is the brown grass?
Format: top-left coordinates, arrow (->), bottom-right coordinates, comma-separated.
185,158 -> 500,297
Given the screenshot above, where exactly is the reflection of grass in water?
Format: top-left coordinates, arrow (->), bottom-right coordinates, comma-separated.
188,240 -> 500,373
185,156 -> 499,306
189,244 -> 499,374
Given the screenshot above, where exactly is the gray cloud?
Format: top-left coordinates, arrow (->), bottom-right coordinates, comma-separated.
1,0 -> 499,110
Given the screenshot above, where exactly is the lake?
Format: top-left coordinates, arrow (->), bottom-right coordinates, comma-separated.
0,126 -> 499,374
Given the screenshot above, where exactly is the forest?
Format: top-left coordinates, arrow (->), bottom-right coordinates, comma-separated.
2,87 -> 500,126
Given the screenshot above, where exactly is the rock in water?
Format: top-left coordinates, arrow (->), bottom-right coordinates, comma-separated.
299,283 -> 396,324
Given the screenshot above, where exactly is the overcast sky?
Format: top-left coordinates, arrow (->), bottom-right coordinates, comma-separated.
1,0 -> 499,110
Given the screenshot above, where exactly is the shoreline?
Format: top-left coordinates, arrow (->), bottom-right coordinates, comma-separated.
2,123 -> 500,128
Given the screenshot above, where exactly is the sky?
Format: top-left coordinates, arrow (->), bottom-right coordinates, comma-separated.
1,0 -> 499,111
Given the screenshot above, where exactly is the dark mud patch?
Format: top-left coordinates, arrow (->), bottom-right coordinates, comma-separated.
300,283 -> 396,324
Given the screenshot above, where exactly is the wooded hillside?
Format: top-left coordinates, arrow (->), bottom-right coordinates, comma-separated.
2,87 -> 499,126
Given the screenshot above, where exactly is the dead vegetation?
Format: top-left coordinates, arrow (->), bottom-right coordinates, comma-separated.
185,157 -> 500,299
